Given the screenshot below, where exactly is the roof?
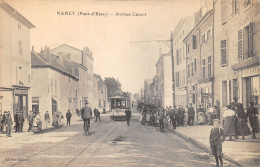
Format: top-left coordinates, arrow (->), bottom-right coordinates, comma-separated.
51,44 -> 82,53
183,9 -> 213,43
31,51 -> 79,80
0,0 -> 35,28
111,90 -> 128,98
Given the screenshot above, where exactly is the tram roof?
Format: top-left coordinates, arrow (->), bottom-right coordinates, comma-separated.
110,96 -> 127,99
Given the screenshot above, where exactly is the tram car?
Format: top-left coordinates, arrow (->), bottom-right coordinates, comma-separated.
110,91 -> 130,121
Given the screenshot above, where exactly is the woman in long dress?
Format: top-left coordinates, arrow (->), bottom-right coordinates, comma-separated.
235,103 -> 251,139
223,105 -> 236,140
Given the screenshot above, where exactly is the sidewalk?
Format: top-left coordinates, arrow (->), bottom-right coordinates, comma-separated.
0,115 -> 82,143
172,124 -> 260,167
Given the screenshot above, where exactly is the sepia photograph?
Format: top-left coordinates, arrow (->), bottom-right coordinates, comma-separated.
0,0 -> 259,166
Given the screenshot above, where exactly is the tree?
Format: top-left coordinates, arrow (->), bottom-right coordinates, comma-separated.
103,77 -> 121,101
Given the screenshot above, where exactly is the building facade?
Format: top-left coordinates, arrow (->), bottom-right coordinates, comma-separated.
93,74 -> 109,112
173,16 -> 195,108
0,0 -> 34,118
214,0 -> 260,120
155,53 -> 173,108
51,44 -> 93,109
31,48 -> 79,119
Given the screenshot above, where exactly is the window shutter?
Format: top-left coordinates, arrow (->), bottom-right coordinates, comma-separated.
221,0 -> 227,24
238,29 -> 243,59
221,40 -> 227,65
249,22 -> 253,57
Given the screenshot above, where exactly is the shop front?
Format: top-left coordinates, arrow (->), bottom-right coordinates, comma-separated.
241,65 -> 260,109
14,88 -> 29,120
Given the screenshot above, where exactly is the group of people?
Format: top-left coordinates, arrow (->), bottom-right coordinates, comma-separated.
139,103 -> 197,131
223,98 -> 259,140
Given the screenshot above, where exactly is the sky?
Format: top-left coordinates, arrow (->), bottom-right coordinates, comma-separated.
6,0 -> 202,94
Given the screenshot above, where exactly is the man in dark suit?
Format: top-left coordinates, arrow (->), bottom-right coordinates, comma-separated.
125,108 -> 132,126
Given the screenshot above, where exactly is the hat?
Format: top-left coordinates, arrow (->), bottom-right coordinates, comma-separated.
213,119 -> 220,123
85,100 -> 89,105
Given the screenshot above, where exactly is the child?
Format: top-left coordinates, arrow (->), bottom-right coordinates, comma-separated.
209,119 -> 226,167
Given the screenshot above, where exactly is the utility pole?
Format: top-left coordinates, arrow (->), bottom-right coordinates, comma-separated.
170,31 -> 175,107
131,31 -> 175,107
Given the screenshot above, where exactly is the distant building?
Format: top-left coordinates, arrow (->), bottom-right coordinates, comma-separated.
93,74 -> 109,112
31,47 -> 79,118
155,53 -> 173,108
51,44 -> 93,109
172,16 -> 195,108
183,9 -> 213,118
0,0 -> 35,118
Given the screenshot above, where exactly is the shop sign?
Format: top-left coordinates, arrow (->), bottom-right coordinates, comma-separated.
201,93 -> 212,98
15,89 -> 28,95
242,66 -> 260,77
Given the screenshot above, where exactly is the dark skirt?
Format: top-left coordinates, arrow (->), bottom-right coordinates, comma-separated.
236,118 -> 251,136
224,116 -> 236,136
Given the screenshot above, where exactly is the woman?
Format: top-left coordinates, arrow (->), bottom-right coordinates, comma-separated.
223,105 -> 236,140
235,103 -> 251,139
246,101 -> 259,139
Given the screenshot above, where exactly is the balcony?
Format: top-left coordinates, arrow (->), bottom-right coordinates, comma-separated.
232,56 -> 259,70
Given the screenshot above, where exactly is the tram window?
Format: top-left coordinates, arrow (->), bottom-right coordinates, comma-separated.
122,101 -> 126,108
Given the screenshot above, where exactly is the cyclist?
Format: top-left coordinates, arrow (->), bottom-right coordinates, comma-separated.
81,101 -> 93,132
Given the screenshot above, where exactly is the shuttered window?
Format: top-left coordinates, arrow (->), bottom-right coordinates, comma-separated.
242,22 -> 253,59
221,40 -> 227,65
192,35 -> 197,49
238,29 -> 243,60
221,0 -> 228,25
202,59 -> 206,78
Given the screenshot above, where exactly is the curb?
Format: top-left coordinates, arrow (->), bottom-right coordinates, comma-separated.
170,129 -> 245,167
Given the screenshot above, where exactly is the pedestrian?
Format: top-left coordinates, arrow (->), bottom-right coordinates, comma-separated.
125,107 -> 132,126
1,111 -> 7,133
179,105 -> 185,126
246,101 -> 259,139
66,110 -> 72,126
18,110 -> 24,132
95,109 -> 101,122
93,108 -> 97,119
209,119 -> 225,167
44,111 -> 50,128
188,103 -> 195,126
235,103 -> 251,139
158,107 -> 165,132
28,111 -> 34,132
5,111 -> 13,138
223,105 -> 236,140
14,111 -> 19,133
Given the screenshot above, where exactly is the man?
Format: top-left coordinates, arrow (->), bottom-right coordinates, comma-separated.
14,111 -> 19,133
18,110 -> 24,132
125,107 -> 132,126
178,105 -> 185,126
5,112 -> 13,137
28,111 -> 34,132
188,103 -> 195,126
246,101 -> 259,139
158,107 -> 165,132
168,106 -> 176,129
81,101 -> 92,131
44,111 -> 50,128
172,106 -> 178,129
95,109 -> 101,122
66,110 -> 72,126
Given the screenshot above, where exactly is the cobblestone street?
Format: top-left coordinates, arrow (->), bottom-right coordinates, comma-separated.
0,115 -> 237,167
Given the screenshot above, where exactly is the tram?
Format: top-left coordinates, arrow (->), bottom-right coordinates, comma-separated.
110,91 -> 130,121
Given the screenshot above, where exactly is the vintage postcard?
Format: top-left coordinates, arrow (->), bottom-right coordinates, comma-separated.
0,0 -> 259,166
